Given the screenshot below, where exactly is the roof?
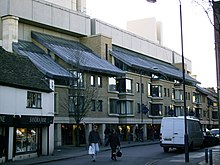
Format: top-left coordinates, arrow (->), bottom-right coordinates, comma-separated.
31,31 -> 125,76
0,47 -> 52,92
111,46 -> 199,84
13,41 -> 71,79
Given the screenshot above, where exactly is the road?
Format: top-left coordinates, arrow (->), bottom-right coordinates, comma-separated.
40,144 -> 182,165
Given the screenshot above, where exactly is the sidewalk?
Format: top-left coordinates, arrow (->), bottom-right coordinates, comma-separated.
3,141 -> 220,165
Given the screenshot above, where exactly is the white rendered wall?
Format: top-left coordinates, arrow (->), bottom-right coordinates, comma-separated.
0,85 -> 54,116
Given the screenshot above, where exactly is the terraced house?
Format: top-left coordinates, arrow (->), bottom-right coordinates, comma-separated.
0,0 -> 218,162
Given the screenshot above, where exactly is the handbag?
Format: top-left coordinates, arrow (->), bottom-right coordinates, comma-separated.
116,148 -> 122,157
88,145 -> 95,155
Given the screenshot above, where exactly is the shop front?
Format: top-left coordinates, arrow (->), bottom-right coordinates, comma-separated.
0,114 -> 13,163
11,115 -> 53,161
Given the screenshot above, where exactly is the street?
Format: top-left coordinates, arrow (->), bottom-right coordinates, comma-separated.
40,144 -> 180,165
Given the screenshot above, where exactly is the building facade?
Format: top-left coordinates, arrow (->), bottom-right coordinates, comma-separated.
0,0 -> 219,162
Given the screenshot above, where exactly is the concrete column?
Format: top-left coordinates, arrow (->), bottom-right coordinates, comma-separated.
2,16 -> 19,52
8,127 -> 14,161
143,124 -> 147,141
55,124 -> 62,147
102,124 -> 106,144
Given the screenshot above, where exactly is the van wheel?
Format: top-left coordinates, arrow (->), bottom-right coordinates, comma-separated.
163,147 -> 169,152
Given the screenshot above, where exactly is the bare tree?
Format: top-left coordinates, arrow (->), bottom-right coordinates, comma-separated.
62,51 -> 100,146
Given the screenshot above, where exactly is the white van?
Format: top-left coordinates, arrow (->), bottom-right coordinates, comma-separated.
160,116 -> 204,152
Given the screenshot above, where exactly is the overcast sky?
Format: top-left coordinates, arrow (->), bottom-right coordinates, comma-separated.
86,0 -> 216,88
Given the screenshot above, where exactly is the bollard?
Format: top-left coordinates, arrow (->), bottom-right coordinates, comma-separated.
205,148 -> 208,163
209,149 -> 213,165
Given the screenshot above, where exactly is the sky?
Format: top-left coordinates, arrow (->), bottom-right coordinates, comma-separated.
86,0 -> 216,88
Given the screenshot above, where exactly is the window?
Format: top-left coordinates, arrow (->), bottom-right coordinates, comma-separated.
137,103 -> 140,113
27,91 -> 41,108
109,77 -> 117,91
54,93 -> 58,114
98,100 -> 103,111
148,83 -> 151,96
110,99 -> 118,114
119,100 -> 133,115
70,71 -> 84,87
164,88 -> 167,97
164,106 -> 168,116
136,83 -> 140,92
149,103 -> 162,116
91,75 -> 95,86
151,85 -> 162,97
98,76 -> 102,87
175,106 -> 184,116
173,89 -> 183,100
91,100 -> 96,111
16,128 -> 38,153
192,92 -> 201,103
116,78 -> 132,93
167,88 -> 170,97
69,96 -> 84,113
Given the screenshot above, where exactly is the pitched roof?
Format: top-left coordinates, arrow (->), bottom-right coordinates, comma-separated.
31,31 -> 125,76
111,46 -> 199,84
13,40 -> 71,79
0,47 -> 52,92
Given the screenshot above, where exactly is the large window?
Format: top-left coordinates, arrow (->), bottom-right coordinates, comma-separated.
192,92 -> 201,104
175,106 -> 184,116
150,103 -> 162,116
70,71 -> 84,87
119,100 -> 133,115
16,128 -> 38,153
173,89 -> 183,100
109,77 -> 117,91
151,85 -> 162,97
27,91 -> 41,108
68,96 -> 84,113
110,99 -> 119,114
117,78 -> 132,93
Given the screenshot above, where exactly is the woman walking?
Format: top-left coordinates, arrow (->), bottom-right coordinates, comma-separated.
106,129 -> 120,161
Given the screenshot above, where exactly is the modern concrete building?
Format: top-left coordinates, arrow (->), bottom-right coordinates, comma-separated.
0,0 -> 218,162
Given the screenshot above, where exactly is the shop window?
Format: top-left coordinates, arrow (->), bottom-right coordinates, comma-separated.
16,128 -> 38,153
27,91 -> 41,108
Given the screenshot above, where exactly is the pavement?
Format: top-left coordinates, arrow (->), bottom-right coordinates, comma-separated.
3,140 -> 220,165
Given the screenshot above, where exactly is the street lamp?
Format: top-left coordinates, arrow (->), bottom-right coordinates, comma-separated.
146,0 -> 189,162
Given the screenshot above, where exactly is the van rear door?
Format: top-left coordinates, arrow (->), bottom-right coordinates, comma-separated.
161,118 -> 174,144
173,118 -> 184,145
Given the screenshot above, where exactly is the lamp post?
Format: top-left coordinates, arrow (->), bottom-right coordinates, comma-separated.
147,0 -> 189,162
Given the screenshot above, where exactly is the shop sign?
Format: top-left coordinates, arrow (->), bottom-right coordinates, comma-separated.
0,114 -> 13,125
19,116 -> 54,126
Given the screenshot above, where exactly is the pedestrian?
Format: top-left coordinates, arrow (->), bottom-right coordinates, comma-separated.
88,125 -> 102,162
106,129 -> 120,161
104,127 -> 110,144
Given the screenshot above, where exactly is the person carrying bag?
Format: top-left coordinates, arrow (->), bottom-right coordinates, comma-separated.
105,129 -> 120,161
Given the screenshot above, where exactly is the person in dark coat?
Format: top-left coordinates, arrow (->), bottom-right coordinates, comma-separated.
88,125 -> 102,162
106,129 -> 120,161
